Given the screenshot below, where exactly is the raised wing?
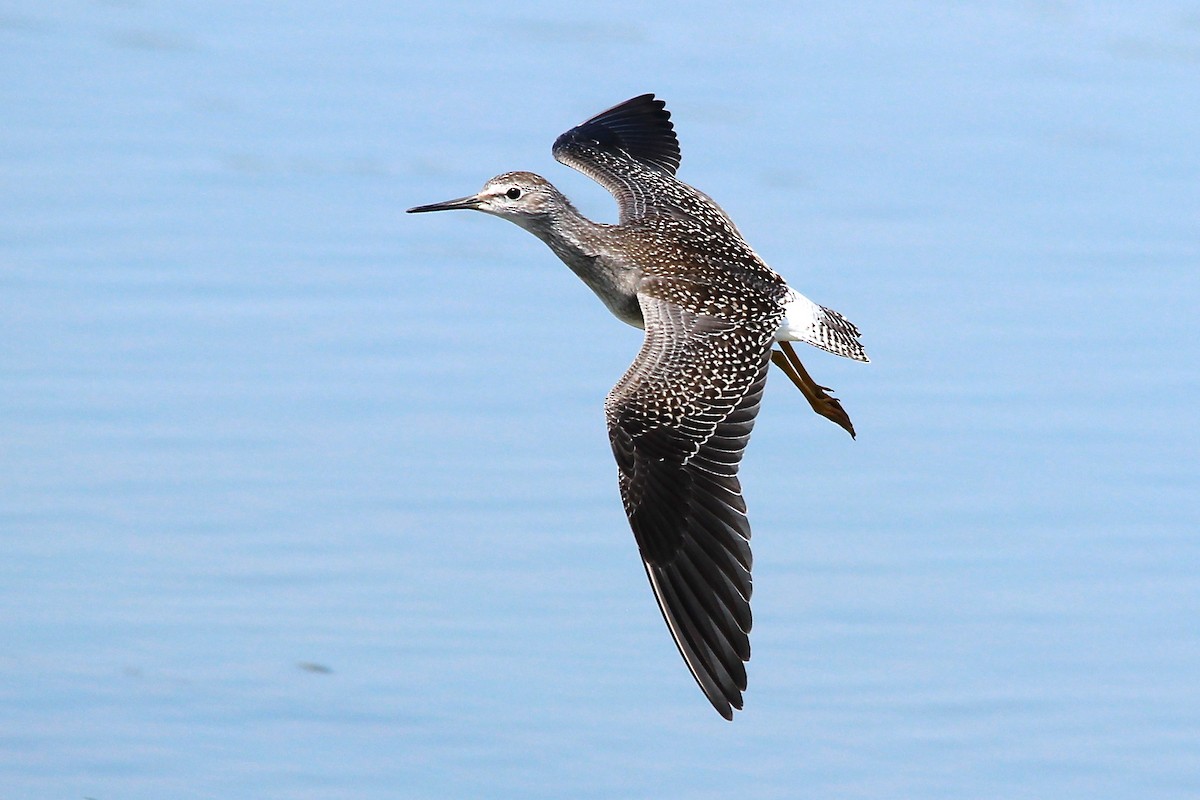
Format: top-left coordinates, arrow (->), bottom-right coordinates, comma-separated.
553,94 -> 682,222
605,289 -> 777,719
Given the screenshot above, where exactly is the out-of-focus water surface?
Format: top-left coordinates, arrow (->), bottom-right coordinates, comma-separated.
2,2 -> 1197,798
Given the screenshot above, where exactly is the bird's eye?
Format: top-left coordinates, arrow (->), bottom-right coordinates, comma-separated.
506,187 -> 522,200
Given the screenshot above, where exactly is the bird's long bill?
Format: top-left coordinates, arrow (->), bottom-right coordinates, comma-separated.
406,195 -> 482,213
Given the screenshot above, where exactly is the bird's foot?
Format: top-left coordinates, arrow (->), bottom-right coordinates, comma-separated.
770,342 -> 856,439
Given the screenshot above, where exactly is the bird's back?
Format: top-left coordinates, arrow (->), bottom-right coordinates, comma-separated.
600,172 -> 790,327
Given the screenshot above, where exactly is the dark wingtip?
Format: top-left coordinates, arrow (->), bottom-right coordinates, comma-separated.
553,93 -> 682,175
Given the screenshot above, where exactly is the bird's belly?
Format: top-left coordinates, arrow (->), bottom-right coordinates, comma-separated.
588,287 -> 643,329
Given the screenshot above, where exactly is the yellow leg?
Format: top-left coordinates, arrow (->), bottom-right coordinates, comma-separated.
770,342 -> 856,438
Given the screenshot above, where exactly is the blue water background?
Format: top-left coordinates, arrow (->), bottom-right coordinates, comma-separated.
2,3 -> 1197,798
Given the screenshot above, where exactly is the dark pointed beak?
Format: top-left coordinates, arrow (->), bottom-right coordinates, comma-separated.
406,194 -> 482,213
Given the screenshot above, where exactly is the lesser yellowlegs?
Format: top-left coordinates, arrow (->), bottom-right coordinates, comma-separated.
409,94 -> 868,719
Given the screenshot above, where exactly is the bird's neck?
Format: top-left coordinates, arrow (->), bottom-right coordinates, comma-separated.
517,198 -> 605,264
517,201 -> 644,327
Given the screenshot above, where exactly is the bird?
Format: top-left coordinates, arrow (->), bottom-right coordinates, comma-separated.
408,94 -> 868,720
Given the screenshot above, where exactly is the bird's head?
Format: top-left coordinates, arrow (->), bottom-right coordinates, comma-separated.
407,171 -> 562,231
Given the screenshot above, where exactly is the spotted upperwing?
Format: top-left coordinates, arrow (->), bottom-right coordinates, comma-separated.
552,94 -> 684,222
604,282 -> 778,720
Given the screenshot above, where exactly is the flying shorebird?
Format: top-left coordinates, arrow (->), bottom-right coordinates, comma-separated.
408,94 -> 868,720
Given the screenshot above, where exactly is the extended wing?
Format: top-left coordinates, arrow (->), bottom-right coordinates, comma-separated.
553,94 -> 683,223
605,288 -> 777,719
